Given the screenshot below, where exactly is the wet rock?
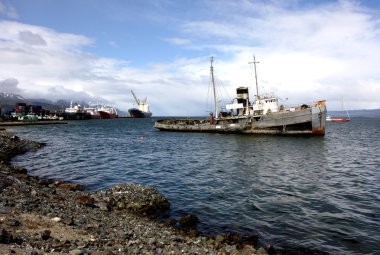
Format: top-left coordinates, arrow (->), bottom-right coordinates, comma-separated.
164,218 -> 177,226
0,228 -> 22,245
56,183 -> 84,191
116,199 -> 126,210
266,245 -> 276,255
215,233 -> 227,245
55,194 -> 66,202
241,245 -> 256,255
93,183 -> 170,215
0,204 -> 11,214
242,234 -> 259,247
31,189 -> 38,197
0,176 -> 15,189
10,135 -> 19,141
8,219 -> 21,227
257,247 -> 269,254
27,251 -> 40,255
13,166 -> 27,175
75,195 -> 95,206
0,228 -> 14,244
38,179 -> 55,186
227,231 -> 241,245
179,214 -> 198,228
41,230 -> 51,240
69,249 -> 83,255
187,227 -> 199,238
94,201 -> 111,211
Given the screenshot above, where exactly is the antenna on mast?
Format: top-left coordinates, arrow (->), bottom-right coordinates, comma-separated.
249,55 -> 260,100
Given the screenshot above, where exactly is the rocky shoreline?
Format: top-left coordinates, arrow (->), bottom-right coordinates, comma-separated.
1,129 -> 330,255
1,129 -> 271,255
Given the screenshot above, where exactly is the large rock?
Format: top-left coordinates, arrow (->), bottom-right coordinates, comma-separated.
93,183 -> 170,215
179,214 -> 198,228
0,131 -> 45,163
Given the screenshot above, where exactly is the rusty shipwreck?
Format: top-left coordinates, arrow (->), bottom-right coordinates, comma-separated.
154,56 -> 327,135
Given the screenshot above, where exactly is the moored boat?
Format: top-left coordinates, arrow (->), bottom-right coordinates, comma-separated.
128,108 -> 152,118
155,56 -> 327,135
98,106 -> 118,119
326,98 -> 350,122
326,116 -> 350,122
63,101 -> 86,120
84,105 -> 101,119
128,90 -> 152,118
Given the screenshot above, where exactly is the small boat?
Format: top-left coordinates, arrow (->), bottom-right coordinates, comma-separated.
155,56 -> 327,135
326,116 -> 350,122
98,106 -> 118,119
128,90 -> 152,118
326,98 -> 350,122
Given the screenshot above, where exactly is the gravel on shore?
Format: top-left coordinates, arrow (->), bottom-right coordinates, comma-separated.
1,129 -> 271,255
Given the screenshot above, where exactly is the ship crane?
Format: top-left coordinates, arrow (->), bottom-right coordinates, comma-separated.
131,90 -> 141,106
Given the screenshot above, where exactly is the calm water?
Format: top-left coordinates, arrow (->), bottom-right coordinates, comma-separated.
10,117 -> 380,254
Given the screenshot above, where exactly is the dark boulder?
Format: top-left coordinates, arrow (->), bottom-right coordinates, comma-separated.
92,183 -> 170,215
179,214 -> 198,228
41,230 -> 51,240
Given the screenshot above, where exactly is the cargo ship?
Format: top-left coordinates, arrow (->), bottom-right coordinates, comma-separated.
128,90 -> 152,118
155,56 -> 327,135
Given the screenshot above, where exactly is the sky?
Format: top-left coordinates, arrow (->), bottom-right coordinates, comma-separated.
1,0 -> 380,116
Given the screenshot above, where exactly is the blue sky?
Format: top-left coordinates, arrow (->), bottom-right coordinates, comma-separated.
1,0 -> 380,115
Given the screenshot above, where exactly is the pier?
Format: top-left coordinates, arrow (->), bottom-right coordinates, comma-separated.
0,121 -> 67,126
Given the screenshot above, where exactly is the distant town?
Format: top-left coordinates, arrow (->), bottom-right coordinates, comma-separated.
0,92 -> 125,122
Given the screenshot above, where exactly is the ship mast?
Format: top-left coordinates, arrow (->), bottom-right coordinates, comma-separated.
210,56 -> 218,119
249,55 -> 260,100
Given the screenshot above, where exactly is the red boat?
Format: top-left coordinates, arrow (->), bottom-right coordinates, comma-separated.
98,106 -> 118,119
327,98 -> 350,122
326,116 -> 350,122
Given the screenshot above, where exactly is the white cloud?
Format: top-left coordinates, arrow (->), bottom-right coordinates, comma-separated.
164,37 -> 192,45
1,1 -> 380,115
0,0 -> 18,19
176,0 -> 380,111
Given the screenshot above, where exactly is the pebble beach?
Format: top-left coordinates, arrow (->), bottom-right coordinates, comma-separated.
0,129 -> 274,255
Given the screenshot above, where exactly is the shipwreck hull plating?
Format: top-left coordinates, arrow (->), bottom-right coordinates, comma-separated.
155,102 -> 326,135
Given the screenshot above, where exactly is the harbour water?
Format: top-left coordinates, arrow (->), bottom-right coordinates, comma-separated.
10,117 -> 380,254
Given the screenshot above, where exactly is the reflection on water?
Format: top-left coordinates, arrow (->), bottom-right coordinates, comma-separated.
10,117 -> 380,254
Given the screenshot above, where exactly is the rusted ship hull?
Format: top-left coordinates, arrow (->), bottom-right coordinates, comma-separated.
155,101 -> 326,135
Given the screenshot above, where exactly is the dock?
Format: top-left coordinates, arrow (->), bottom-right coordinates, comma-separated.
0,121 -> 68,126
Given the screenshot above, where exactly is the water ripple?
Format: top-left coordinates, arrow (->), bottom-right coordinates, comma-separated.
10,117 -> 380,254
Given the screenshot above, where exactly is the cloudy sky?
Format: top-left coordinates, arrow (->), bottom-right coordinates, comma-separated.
1,0 -> 379,115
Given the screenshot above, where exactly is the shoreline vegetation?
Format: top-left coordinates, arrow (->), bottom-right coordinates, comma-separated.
0,129 -> 328,255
